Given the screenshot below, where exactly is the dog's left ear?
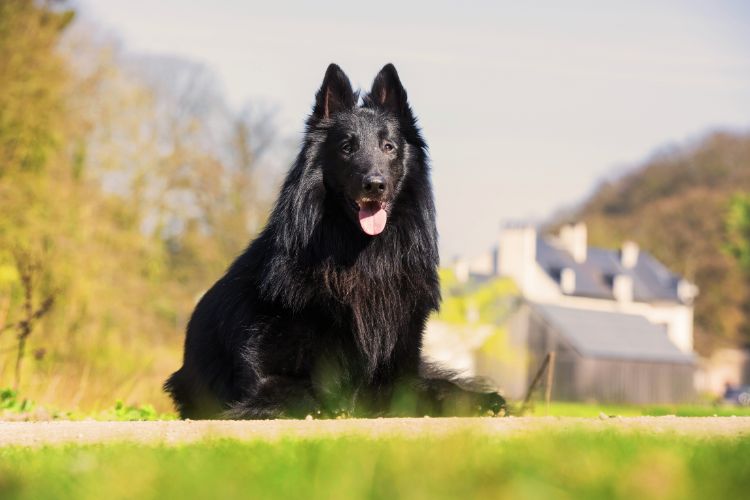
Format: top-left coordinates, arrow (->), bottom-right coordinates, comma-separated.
369,63 -> 410,117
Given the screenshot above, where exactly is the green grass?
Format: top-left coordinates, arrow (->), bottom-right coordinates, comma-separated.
0,388 -> 176,421
5,385 -> 750,420
1,431 -> 749,500
525,401 -> 750,417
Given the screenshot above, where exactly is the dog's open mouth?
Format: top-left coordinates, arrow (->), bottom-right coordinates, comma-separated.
356,200 -> 388,236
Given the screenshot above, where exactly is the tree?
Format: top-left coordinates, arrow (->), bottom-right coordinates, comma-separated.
0,250 -> 56,390
0,0 -> 72,391
0,2 -> 281,409
0,0 -> 73,174
725,194 -> 750,273
725,193 -> 750,342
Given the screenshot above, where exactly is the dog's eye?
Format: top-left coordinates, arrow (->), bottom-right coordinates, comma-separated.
340,142 -> 353,154
383,142 -> 395,153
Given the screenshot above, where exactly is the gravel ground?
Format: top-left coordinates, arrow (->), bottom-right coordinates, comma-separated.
1,416 -> 750,446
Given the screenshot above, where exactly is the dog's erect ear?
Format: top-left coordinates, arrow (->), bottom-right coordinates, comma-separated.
312,63 -> 356,120
369,63 -> 409,116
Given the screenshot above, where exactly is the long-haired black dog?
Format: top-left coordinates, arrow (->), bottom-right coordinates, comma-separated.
165,63 -> 506,419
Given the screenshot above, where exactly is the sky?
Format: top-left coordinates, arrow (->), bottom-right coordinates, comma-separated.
77,0 -> 750,259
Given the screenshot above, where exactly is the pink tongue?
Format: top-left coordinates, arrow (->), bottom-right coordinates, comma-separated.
358,203 -> 388,235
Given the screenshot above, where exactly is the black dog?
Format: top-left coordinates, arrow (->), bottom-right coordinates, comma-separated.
165,63 -> 505,419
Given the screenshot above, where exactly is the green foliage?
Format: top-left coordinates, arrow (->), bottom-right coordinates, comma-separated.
433,274 -> 521,366
0,389 -> 34,413
0,387 -> 178,420
436,274 -> 518,326
99,400 -> 175,421
112,400 -> 158,421
725,193 -> 750,273
0,0 -> 73,173
0,432 -> 749,499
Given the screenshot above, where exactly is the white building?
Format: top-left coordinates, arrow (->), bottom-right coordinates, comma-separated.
453,222 -> 700,403
497,222 -> 698,353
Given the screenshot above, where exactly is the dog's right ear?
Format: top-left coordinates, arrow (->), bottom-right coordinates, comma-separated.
312,64 -> 355,120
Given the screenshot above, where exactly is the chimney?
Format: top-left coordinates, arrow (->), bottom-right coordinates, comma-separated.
620,241 -> 639,269
677,279 -> 699,305
498,224 -> 538,293
560,222 -> 587,263
561,268 -> 576,294
454,257 -> 469,284
613,274 -> 634,303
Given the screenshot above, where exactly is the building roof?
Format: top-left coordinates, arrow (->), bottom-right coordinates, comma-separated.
535,236 -> 685,303
532,303 -> 694,364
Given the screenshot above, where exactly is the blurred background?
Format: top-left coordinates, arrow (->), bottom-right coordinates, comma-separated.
1,0 -> 749,414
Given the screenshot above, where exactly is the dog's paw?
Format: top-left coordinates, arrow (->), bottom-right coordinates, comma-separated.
477,392 -> 507,417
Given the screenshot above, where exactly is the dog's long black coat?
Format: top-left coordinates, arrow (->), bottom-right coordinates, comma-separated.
165,64 -> 505,419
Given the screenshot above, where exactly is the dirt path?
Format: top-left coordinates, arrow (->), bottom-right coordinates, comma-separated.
2,416 -> 750,446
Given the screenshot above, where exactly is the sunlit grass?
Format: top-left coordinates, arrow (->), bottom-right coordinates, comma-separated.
523,401 -> 750,417
0,431 -> 749,500
0,389 -> 176,421
5,385 -> 750,420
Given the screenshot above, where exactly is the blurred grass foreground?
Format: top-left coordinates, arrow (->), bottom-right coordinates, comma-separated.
1,430 -> 749,500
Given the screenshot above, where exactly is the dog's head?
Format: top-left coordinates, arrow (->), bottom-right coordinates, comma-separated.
308,64 -> 419,236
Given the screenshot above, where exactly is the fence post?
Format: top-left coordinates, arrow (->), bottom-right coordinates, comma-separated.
545,351 -> 556,415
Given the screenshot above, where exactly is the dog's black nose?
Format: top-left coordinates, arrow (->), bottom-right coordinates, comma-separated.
363,175 -> 386,195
